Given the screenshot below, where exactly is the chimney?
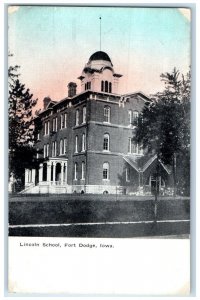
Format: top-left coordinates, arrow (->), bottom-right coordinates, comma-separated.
68,82 -> 77,97
43,97 -> 51,110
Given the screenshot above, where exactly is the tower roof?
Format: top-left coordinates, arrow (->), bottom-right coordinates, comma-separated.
88,51 -> 112,64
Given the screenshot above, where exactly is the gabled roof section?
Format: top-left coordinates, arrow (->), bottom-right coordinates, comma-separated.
123,154 -> 171,174
46,100 -> 57,110
121,91 -> 151,102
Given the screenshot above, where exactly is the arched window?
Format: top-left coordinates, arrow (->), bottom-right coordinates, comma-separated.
75,135 -> 78,153
109,82 -> 112,93
81,162 -> 85,180
104,106 -> 110,123
74,163 -> 78,180
82,106 -> 86,124
101,81 -> 104,92
105,81 -> 108,92
103,162 -> 109,180
82,133 -> 86,151
75,109 -> 79,126
60,139 -> 63,155
103,133 -> 110,151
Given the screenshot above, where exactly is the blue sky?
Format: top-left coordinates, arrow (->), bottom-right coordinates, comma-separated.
8,6 -> 191,109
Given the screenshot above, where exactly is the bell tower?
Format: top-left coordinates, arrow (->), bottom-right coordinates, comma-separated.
78,51 -> 122,94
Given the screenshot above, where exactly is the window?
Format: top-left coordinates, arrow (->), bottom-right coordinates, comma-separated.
101,81 -> 112,93
132,142 -> 138,154
101,81 -> 104,92
128,138 -> 132,153
81,162 -> 85,180
52,142 -> 54,157
128,138 -> 141,154
103,133 -> 110,151
82,133 -> 86,152
46,144 -> 49,157
43,145 -> 46,158
54,141 -> 57,156
60,139 -> 63,155
37,133 -> 40,140
128,110 -> 132,125
36,148 -> 39,159
132,111 -> 139,125
126,168 -> 130,182
75,135 -> 78,153
105,81 -> 108,93
85,82 -> 91,90
109,82 -> 112,93
44,123 -> 47,135
104,106 -> 110,123
52,141 -> 57,157
53,117 -> 57,132
74,163 -> 78,180
64,113 -> 67,128
138,144 -> 143,155
44,121 -> 50,135
82,106 -> 86,124
64,138 -> 67,154
60,114 -> 63,129
103,162 -> 109,180
75,109 -> 79,126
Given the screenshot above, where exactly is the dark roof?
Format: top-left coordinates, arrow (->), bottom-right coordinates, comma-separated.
89,51 -> 112,63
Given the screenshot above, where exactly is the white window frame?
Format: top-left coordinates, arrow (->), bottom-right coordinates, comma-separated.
43,145 -> 46,158
128,137 -> 132,154
128,110 -> 132,125
82,133 -> 86,152
126,167 -> 130,182
103,133 -> 110,151
103,162 -> 109,180
60,139 -> 63,155
60,114 -> 63,129
133,111 -> 139,125
64,138 -> 67,154
75,109 -> 79,126
104,106 -> 110,123
81,161 -> 85,180
74,163 -> 78,180
82,106 -> 86,124
75,135 -> 78,153
64,113 -> 67,128
46,144 -> 49,157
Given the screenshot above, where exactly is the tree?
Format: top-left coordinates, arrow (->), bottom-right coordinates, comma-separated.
135,68 -> 190,216
8,56 -> 39,191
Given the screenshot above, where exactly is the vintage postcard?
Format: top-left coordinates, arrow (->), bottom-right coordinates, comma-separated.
8,5 -> 191,295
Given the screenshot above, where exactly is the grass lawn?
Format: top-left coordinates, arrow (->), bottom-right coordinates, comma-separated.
8,194 -> 190,237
